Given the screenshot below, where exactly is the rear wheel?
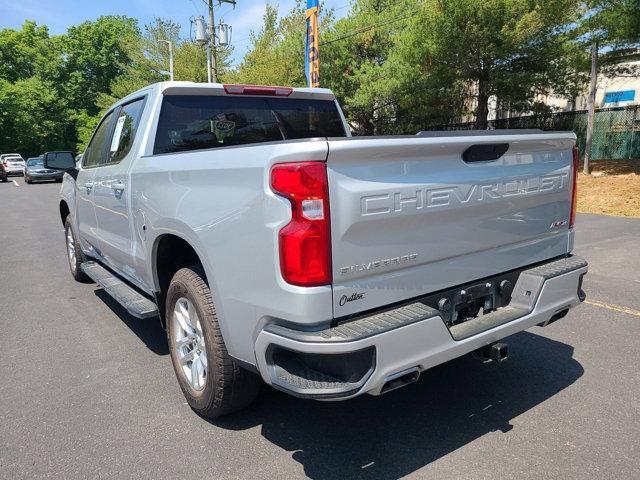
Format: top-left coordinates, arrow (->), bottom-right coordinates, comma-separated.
25,177 -> 32,184
64,216 -> 89,282
166,267 -> 261,418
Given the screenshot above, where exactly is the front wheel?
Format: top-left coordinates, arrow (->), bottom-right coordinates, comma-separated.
64,216 -> 89,282
166,267 -> 261,418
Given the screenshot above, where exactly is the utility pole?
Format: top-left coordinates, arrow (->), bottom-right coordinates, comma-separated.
204,0 -> 236,83
208,0 -> 217,82
584,41 -> 598,175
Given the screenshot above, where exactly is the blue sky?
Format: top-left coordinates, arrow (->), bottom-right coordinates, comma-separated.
0,0 -> 350,65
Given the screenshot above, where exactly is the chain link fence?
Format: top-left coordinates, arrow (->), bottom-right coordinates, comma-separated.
426,105 -> 640,160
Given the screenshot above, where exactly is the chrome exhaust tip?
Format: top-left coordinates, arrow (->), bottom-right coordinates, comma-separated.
380,367 -> 421,394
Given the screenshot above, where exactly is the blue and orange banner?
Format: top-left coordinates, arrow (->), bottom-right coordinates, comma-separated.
305,0 -> 320,88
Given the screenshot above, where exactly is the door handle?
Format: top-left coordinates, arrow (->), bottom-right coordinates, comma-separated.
111,182 -> 126,198
83,182 -> 93,193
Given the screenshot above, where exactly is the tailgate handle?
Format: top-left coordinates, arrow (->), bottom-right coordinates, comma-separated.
462,143 -> 509,163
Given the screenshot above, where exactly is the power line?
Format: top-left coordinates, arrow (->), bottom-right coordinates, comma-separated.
332,4 -> 351,12
319,13 -> 411,46
187,0 -> 203,14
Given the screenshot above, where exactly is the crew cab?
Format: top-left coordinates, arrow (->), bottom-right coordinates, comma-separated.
51,82 -> 587,418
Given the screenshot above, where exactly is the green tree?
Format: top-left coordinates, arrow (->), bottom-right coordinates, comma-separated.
227,2 -> 330,86
0,21 -> 61,82
579,0 -> 640,75
389,0 -> 584,129
60,16 -> 139,114
574,0 -> 640,172
101,17 -> 233,108
226,4 -> 296,85
0,77 -> 71,157
321,0 -> 411,134
584,0 -> 640,47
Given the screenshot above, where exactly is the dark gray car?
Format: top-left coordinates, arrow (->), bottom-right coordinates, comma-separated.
24,157 -> 63,184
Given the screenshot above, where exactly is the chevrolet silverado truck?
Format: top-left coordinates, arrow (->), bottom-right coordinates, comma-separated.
49,82 -> 587,418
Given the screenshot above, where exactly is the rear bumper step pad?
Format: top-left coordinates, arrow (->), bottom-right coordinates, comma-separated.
265,302 -> 438,343
81,261 -> 158,319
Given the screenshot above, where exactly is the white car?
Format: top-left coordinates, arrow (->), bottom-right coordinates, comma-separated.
0,153 -> 26,181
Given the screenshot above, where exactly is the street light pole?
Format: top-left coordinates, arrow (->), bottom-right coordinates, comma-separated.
158,40 -> 174,81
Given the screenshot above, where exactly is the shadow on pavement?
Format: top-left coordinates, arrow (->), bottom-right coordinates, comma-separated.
94,289 -> 168,355
213,330 -> 583,480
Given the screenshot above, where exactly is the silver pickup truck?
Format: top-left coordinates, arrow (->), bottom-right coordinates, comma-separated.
49,82 -> 587,418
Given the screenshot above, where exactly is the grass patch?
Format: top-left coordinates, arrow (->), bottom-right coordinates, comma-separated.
578,160 -> 640,218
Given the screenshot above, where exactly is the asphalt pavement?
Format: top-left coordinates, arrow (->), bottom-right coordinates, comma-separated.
1,178 -> 639,479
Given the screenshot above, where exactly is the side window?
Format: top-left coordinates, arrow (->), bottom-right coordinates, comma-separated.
107,98 -> 145,164
83,111 -> 115,168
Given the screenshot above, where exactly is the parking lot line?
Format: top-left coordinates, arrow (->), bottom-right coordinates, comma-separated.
585,299 -> 640,318
12,179 -> 19,186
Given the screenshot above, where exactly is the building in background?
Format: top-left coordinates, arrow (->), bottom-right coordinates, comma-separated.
486,57 -> 639,120
545,59 -> 639,112
443,57 -> 640,161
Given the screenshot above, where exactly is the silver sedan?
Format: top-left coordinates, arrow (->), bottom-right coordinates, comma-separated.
24,157 -> 64,184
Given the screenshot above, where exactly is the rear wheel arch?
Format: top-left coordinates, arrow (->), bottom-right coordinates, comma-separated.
152,233 -> 211,326
151,232 -> 238,361
154,234 -> 206,291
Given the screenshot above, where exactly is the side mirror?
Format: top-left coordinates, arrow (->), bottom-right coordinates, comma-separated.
44,151 -> 76,170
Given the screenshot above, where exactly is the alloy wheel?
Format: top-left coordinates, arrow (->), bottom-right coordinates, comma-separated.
66,228 -> 76,273
171,297 -> 208,391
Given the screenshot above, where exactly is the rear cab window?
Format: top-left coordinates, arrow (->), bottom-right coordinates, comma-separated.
153,95 -> 347,155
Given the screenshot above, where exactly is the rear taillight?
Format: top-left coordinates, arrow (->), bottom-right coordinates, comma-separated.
570,146 -> 579,227
271,162 -> 331,287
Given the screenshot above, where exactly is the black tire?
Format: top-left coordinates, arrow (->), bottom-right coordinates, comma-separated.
25,177 -> 32,184
0,175 -> 6,182
166,266 -> 261,418
64,215 -> 90,282
56,178 -> 63,183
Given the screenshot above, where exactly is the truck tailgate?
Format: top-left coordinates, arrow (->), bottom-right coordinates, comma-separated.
327,133 -> 576,317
